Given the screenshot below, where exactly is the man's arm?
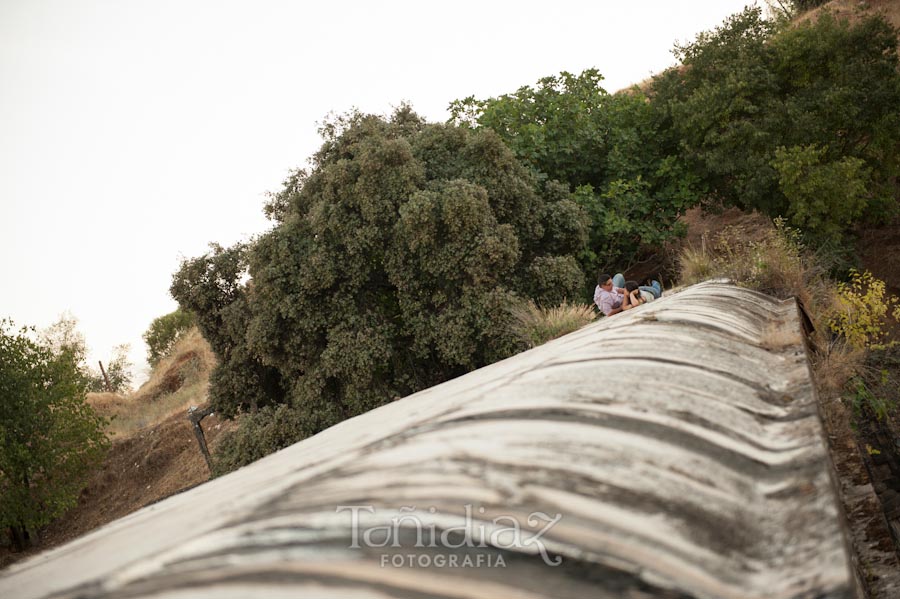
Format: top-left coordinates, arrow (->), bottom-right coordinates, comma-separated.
599,291 -> 624,316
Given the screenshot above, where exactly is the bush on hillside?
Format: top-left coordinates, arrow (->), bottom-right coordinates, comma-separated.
510,300 -> 596,349
828,269 -> 900,349
650,7 -> 900,242
772,145 -> 870,243
847,344 -> 900,423
170,242 -> 282,416
172,107 -> 588,434
450,69 -> 696,282
678,217 -> 829,312
210,404 -> 308,476
143,308 -> 196,367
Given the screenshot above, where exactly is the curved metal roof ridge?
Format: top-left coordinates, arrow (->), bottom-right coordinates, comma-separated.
0,280 -> 858,599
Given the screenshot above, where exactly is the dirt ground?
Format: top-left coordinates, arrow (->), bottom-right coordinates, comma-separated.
0,331 -> 233,571
0,406 -> 236,570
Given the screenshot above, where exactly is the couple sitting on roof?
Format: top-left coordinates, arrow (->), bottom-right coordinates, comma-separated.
593,272 -> 662,317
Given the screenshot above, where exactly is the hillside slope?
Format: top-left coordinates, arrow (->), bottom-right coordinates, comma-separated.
799,0 -> 900,29
0,329 -> 235,569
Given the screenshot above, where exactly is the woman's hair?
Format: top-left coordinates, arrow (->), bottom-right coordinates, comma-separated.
624,281 -> 640,293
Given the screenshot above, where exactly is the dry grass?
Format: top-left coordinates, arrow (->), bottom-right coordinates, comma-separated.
679,244 -> 717,286
85,392 -> 130,415
135,327 -> 214,400
511,300 -> 596,348
675,211 -> 866,394
798,0 -> 900,30
813,340 -> 867,396
760,323 -> 804,351
89,328 -> 216,438
678,218 -> 834,316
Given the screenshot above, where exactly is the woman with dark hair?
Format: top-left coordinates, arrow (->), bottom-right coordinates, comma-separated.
622,281 -> 648,310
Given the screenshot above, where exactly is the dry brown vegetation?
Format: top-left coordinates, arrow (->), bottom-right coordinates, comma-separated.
798,0 -> 900,29
511,300 -> 597,348
675,205 -> 900,597
674,207 -> 896,394
87,328 -> 216,438
0,327 -> 232,570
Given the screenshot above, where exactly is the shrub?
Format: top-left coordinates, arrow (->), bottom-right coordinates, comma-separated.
173,107 -> 588,439
772,145 -> 869,242
827,270 -> 900,349
678,244 -> 717,286
511,300 -> 596,348
846,345 -> 900,423
171,243 -> 283,417
211,405 -> 309,476
651,7 -> 900,240
143,308 -> 196,367
678,217 -> 817,301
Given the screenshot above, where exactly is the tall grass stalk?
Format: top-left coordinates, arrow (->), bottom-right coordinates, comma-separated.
511,300 -> 596,349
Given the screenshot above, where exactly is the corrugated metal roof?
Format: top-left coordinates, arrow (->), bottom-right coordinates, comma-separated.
0,281 -> 857,599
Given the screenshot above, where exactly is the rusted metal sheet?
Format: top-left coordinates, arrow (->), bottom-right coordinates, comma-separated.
0,281 -> 858,598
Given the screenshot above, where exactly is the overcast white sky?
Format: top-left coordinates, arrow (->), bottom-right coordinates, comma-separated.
1,0 -> 755,385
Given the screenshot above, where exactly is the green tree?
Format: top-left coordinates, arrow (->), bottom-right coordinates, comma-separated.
173,107 -> 587,461
650,7 -> 900,240
143,308 -> 196,367
171,243 -> 285,417
0,320 -> 109,550
450,70 -> 615,190
772,144 -> 869,241
37,312 -> 87,365
450,69 -> 697,279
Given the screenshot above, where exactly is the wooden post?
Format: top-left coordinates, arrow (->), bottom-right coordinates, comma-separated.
98,361 -> 112,392
187,406 -> 215,473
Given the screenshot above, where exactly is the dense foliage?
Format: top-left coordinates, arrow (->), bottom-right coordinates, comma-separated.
0,320 -> 109,550
449,69 -> 697,280
650,7 -> 900,241
173,107 -> 587,443
210,404 -> 308,476
170,242 -> 283,416
143,308 -> 196,367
